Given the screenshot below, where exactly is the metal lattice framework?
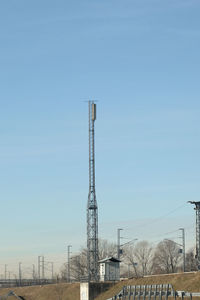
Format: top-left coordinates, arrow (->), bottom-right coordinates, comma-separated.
87,101 -> 99,281
189,201 -> 200,269
106,284 -> 200,300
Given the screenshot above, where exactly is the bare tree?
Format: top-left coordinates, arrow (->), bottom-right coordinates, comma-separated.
60,248 -> 87,281
123,241 -> 153,277
60,239 -> 116,281
70,249 -> 87,281
185,248 -> 197,271
98,239 -> 116,260
152,239 -> 181,274
134,241 -> 153,275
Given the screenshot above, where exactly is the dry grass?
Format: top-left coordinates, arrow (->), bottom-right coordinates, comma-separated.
95,272 -> 200,300
0,282 -> 80,300
1,273 -> 200,300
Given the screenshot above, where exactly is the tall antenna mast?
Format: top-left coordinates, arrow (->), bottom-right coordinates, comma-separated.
189,201 -> 200,269
87,101 -> 99,281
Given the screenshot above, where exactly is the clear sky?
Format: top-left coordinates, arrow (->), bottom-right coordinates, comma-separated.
0,0 -> 200,277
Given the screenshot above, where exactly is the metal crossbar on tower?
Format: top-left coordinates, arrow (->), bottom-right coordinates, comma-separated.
87,101 -> 99,281
189,201 -> 200,269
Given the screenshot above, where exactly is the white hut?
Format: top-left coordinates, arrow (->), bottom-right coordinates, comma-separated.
99,257 -> 121,282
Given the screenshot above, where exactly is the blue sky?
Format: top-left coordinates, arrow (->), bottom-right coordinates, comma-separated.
0,0 -> 200,276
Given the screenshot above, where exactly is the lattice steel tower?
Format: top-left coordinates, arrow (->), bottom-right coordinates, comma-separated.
189,201 -> 200,269
87,101 -> 99,281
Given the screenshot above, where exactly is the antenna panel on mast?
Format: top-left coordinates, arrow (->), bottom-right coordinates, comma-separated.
92,103 -> 96,121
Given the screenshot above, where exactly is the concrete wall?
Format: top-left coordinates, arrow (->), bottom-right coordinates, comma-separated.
80,283 -> 89,300
80,282 -> 115,300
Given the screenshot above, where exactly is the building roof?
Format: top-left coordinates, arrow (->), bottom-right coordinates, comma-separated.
98,256 -> 121,263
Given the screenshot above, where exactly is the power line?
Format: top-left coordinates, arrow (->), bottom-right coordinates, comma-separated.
124,203 -> 187,232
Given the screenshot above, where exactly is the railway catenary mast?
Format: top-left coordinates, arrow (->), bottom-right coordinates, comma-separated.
189,201 -> 200,269
87,101 -> 99,281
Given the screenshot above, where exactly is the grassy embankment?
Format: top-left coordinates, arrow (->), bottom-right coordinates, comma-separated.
0,282 -> 80,300
1,272 -> 200,300
96,272 -> 200,300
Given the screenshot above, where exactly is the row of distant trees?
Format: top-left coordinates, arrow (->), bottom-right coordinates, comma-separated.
60,239 -> 197,281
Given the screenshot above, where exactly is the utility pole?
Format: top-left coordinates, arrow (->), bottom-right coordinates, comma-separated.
4,264 -> 7,280
189,201 -> 200,269
42,256 -> 45,279
87,101 -> 99,282
117,228 -> 123,260
8,271 -> 11,287
38,256 -> 45,281
32,264 -> 35,280
19,262 -> 22,286
117,228 -> 123,279
179,228 -> 186,272
67,245 -> 72,282
38,256 -> 40,281
51,262 -> 54,281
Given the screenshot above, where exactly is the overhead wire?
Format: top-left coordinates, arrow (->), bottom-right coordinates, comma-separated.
124,203 -> 187,232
